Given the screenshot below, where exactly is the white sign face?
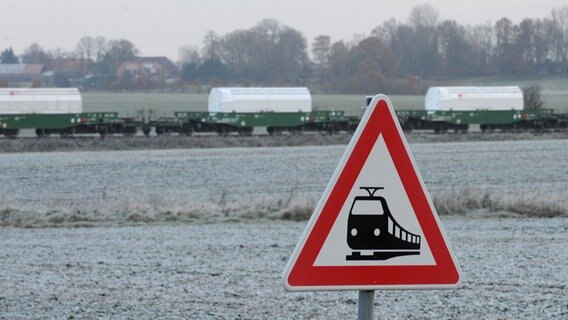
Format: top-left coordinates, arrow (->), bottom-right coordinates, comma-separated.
314,135 -> 435,267
283,94 -> 461,291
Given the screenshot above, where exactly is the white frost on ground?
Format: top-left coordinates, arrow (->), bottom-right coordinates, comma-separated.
1,217 -> 566,319
0,140 -> 566,227
0,140 -> 566,318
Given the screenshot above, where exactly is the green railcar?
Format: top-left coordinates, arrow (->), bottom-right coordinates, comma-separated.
0,112 -> 137,137
396,109 -> 557,133
174,110 -> 348,135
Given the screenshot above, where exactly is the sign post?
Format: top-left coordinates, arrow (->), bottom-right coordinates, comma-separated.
283,95 -> 461,317
358,290 -> 374,320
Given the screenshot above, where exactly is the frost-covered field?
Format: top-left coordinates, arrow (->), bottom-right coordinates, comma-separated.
1,218 -> 567,319
0,139 -> 566,226
0,139 -> 567,319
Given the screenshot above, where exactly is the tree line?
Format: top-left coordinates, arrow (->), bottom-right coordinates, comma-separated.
181,5 -> 568,93
1,4 -> 568,94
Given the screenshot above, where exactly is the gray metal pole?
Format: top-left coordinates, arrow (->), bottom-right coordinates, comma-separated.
357,290 -> 375,320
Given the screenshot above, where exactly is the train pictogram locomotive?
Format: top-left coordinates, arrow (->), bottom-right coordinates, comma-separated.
346,187 -> 421,261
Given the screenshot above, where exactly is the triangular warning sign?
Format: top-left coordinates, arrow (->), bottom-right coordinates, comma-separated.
283,95 -> 461,291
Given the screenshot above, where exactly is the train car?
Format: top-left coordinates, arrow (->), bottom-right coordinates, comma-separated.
0,112 -> 127,137
0,88 -> 138,137
366,89 -> 563,133
174,110 -> 349,136
396,108 -> 557,133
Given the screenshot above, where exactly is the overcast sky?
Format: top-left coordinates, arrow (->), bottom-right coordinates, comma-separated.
2,0 -> 566,62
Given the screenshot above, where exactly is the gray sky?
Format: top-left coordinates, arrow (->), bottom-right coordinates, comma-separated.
2,0 -> 566,62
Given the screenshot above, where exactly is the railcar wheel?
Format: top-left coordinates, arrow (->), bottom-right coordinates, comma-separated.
326,124 -> 336,135
238,127 -> 252,136
98,128 -> 108,138
217,126 -> 229,137
60,128 -> 75,138
480,124 -> 497,133
434,123 -> 449,134
35,129 -> 49,138
268,128 -> 282,136
290,128 -> 304,135
402,122 -> 414,133
454,124 -> 469,134
180,128 -> 193,136
3,129 -> 19,138
155,126 -> 164,136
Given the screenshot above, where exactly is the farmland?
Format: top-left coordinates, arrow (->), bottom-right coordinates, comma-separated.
0,139 -> 565,227
0,139 -> 566,319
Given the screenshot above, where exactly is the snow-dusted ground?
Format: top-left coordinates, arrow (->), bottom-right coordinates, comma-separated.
0,139 -> 566,318
0,139 -> 566,223
1,217 -> 566,319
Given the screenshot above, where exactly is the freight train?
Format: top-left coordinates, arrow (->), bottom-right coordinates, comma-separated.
0,87 -> 566,138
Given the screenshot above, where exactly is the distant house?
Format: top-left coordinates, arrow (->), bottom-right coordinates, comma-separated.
116,56 -> 179,84
46,57 -> 93,78
43,57 -> 99,87
0,64 -> 45,86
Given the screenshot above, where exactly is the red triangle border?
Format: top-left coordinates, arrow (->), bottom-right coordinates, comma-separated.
284,96 -> 461,290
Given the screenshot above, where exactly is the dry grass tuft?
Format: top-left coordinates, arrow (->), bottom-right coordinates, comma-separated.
0,187 -> 564,228
433,188 -> 567,218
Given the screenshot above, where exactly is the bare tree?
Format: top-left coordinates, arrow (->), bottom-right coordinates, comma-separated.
253,19 -> 282,42
397,4 -> 441,78
346,34 -> 366,49
371,18 -> 398,45
532,19 -> 552,67
202,30 -> 220,60
523,84 -> 544,109
102,39 -> 139,75
93,36 -> 108,63
218,29 -> 257,81
438,20 -> 474,76
311,35 -> 331,77
329,37 -> 397,93
21,43 -> 52,64
467,23 -> 494,74
550,6 -> 568,64
494,18 -> 519,73
312,35 -> 330,64
49,47 -> 68,59
178,45 -> 201,65
76,36 -> 94,61
275,27 -> 310,83
408,3 -> 439,29
326,41 -> 349,90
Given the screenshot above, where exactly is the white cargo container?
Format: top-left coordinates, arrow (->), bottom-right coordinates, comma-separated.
208,87 -> 311,113
0,88 -> 82,114
425,86 -> 523,111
